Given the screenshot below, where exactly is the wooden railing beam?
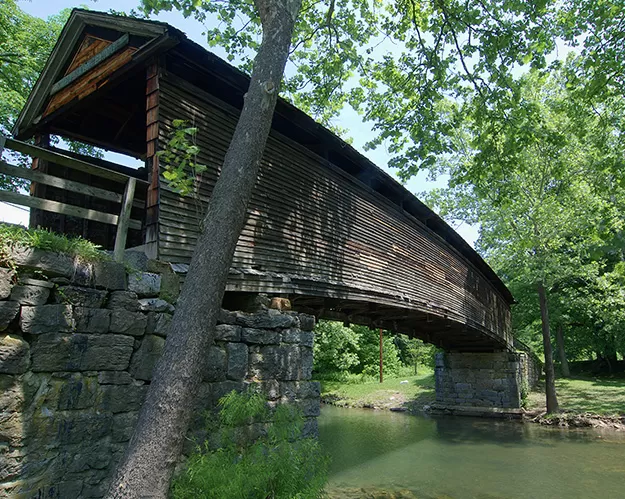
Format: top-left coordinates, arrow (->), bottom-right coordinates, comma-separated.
0,190 -> 141,230
0,160 -> 143,209
4,137 -> 148,186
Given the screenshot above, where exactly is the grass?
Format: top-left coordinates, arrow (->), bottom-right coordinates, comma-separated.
319,368 -> 625,418
318,367 -> 436,411
527,375 -> 625,416
0,223 -> 107,264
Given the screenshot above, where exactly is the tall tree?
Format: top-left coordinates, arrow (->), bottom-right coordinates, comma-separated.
425,66 -> 624,412
107,0 -> 304,496
104,0 -> 624,494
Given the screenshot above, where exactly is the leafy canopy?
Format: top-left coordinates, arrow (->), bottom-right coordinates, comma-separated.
424,64 -> 625,360
140,0 -> 562,166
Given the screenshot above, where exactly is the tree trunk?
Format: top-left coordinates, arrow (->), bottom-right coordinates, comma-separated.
537,281 -> 559,414
106,1 -> 302,496
555,324 -> 570,378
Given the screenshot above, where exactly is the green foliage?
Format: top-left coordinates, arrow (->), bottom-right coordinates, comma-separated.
171,390 -> 328,499
313,320 -> 436,379
350,325 -> 403,378
0,0 -> 66,136
156,119 -> 208,197
393,334 -> 438,370
313,320 -> 361,375
423,64 -> 625,363
139,0 -> 566,155
0,0 -> 64,190
0,223 -> 107,266
519,378 -> 529,409
0,1 -> 103,191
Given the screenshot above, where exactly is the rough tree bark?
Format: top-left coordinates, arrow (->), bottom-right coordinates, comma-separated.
106,0 -> 302,496
555,324 -> 570,378
537,281 -> 559,413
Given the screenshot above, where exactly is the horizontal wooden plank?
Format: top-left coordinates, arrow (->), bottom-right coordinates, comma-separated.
0,160 -> 129,205
0,190 -> 142,230
4,137 -> 149,186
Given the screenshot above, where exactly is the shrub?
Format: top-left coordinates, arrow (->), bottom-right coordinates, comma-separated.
171,390 -> 329,499
313,320 -> 361,376
351,325 -> 403,378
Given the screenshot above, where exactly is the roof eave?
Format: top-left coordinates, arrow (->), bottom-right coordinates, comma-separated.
12,9 -> 171,140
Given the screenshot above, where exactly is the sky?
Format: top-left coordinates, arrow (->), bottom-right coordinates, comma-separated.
3,0 -> 479,245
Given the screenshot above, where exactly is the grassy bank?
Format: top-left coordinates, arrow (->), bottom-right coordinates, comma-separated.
0,223 -> 106,263
318,368 -> 436,411
319,369 -> 625,419
527,375 -> 625,416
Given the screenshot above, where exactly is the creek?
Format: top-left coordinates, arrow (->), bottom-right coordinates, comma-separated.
318,405 -> 625,499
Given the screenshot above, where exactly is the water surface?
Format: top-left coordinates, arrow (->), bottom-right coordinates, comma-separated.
318,406 -> 625,499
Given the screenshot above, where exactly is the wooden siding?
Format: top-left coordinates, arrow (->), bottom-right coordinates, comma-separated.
44,43 -> 137,117
144,63 -> 160,259
156,74 -> 512,348
66,35 -> 112,74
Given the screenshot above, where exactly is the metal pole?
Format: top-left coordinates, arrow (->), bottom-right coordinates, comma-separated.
379,328 -> 383,384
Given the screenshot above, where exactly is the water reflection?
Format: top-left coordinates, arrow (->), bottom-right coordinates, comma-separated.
319,406 -> 625,499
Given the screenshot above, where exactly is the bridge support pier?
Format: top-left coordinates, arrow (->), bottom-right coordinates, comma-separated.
433,351 -> 537,414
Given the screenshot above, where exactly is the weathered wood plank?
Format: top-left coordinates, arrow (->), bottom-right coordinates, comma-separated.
114,177 -> 137,261
155,74 -> 511,346
0,160 -> 130,204
44,46 -> 137,116
50,34 -> 130,95
4,137 -> 148,185
66,37 -> 111,73
0,190 -> 141,230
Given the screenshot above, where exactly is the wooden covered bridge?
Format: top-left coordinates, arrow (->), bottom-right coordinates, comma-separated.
8,9 -> 514,355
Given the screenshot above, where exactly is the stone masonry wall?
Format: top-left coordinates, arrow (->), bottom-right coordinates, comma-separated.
434,352 -> 530,409
0,248 -> 319,499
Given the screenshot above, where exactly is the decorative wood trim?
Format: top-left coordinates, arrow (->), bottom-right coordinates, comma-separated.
144,61 -> 161,259
50,34 -> 130,96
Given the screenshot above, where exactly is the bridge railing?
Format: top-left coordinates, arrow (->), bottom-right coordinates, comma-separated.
0,135 -> 148,262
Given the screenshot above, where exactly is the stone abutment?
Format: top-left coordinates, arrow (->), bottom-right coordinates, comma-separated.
0,248 -> 319,498
433,351 -> 540,416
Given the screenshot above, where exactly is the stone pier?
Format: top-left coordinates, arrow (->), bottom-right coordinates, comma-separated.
0,249 -> 319,498
433,351 -> 539,415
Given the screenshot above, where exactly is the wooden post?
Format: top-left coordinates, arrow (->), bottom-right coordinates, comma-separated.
29,134 -> 50,229
379,327 -> 383,384
114,177 -> 136,262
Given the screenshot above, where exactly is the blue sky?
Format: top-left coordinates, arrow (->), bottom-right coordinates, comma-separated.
5,0 -> 479,245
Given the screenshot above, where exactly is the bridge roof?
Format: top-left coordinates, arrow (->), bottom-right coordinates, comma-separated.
14,9 -> 513,306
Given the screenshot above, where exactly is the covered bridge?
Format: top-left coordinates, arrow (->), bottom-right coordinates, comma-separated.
11,9 -> 514,354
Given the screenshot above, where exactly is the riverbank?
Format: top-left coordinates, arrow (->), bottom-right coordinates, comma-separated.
526,375 -> 625,429
319,372 -> 625,425
318,369 -> 436,411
